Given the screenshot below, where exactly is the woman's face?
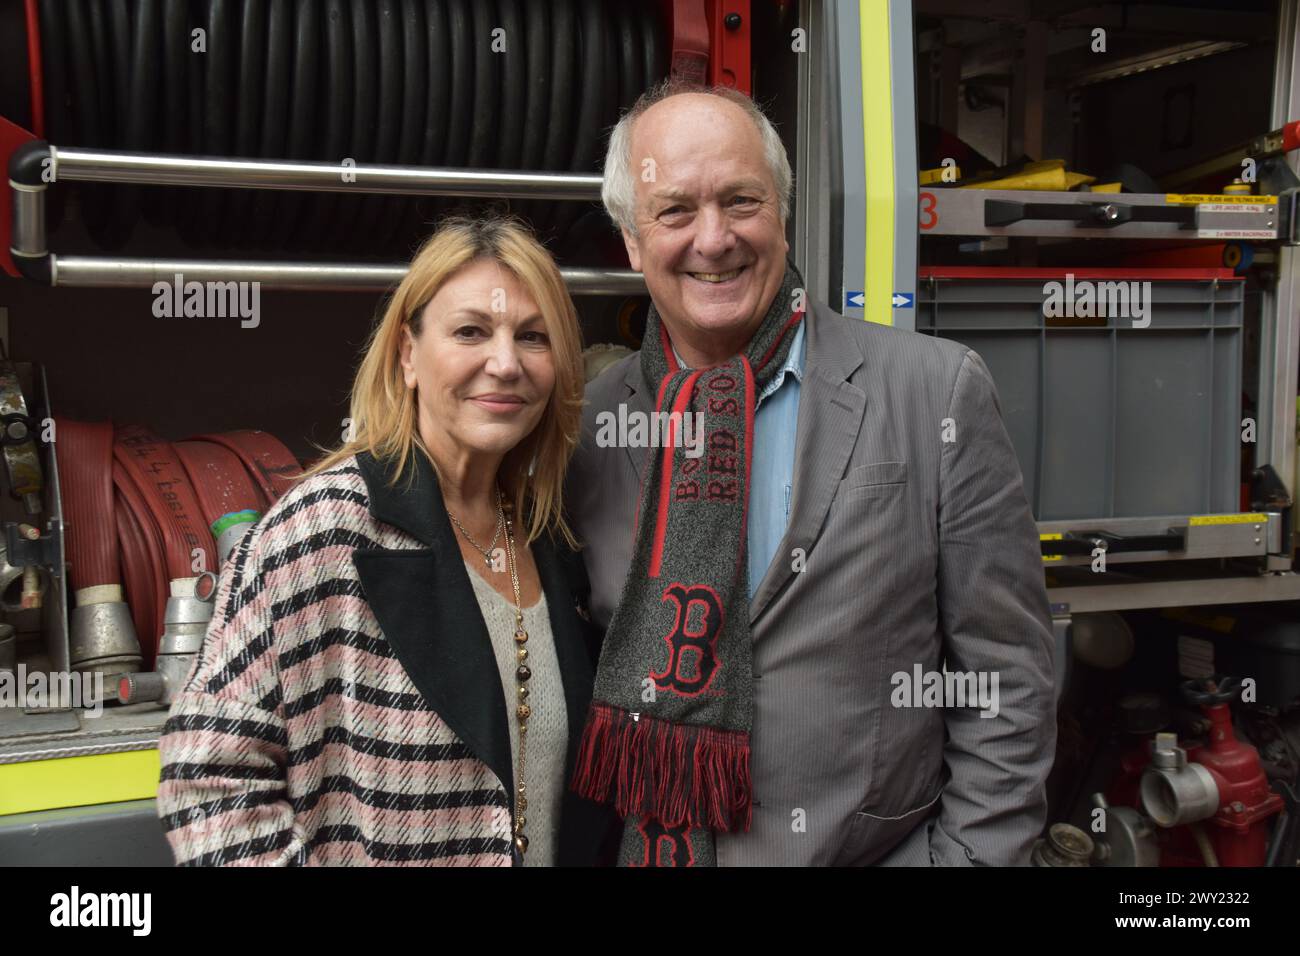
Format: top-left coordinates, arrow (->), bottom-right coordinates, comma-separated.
401,258 -> 556,465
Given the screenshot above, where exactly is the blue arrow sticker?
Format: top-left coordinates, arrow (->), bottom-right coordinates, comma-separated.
845,291 -> 865,308
892,292 -> 914,308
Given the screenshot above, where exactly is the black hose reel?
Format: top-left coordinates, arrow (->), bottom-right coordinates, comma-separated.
36,0 -> 669,256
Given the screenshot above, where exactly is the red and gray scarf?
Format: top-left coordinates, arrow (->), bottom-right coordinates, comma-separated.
571,263 -> 806,866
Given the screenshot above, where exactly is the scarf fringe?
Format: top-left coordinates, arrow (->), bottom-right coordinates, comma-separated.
571,701 -> 753,832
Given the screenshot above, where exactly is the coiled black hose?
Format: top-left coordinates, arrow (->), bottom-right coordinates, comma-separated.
229,0 -> 266,247
298,0 -> 351,250
330,0 -> 375,250
201,0 -> 235,246
250,0 -> 291,249
65,0 -> 107,245
496,0 -> 524,173
270,0 -> 318,249
387,0 -> 422,250
128,0 -> 162,228
177,0 -> 207,248
551,0 -> 610,240
378,0 -> 406,246
36,0 -> 668,255
37,0 -> 70,230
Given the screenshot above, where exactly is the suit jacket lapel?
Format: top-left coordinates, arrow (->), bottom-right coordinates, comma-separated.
622,357 -> 654,484
749,305 -> 866,628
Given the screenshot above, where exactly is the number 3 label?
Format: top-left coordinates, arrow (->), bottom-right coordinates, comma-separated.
919,191 -> 938,230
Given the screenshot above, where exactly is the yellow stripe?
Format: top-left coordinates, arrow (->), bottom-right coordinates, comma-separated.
860,1 -> 895,326
1188,513 -> 1268,526
1039,532 -> 1064,562
0,749 -> 160,816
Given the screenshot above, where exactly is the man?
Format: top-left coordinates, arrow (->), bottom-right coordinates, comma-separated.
565,81 -> 1056,866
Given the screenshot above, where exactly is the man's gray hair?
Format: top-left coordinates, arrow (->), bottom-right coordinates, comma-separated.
602,79 -> 793,236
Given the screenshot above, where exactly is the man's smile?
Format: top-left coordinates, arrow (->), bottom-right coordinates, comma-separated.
686,265 -> 748,284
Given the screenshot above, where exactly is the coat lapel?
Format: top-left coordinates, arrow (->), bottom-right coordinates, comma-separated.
749,305 -> 865,629
351,448 -> 611,865
351,449 -> 515,803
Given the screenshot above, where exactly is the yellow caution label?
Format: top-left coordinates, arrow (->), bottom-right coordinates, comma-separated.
1165,194 -> 1275,205
1189,513 -> 1268,526
1040,532 -> 1064,561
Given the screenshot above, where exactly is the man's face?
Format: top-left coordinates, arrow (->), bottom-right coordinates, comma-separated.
621,94 -> 789,361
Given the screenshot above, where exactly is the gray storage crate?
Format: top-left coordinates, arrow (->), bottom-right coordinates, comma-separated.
916,267 -> 1243,521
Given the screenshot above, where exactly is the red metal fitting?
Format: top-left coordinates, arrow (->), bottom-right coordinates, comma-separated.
1184,698 -> 1284,867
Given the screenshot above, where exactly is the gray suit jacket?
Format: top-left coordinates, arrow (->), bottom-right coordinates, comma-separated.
565,300 -> 1056,866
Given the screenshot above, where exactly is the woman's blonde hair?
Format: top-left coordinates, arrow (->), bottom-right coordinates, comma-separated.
301,215 -> 584,548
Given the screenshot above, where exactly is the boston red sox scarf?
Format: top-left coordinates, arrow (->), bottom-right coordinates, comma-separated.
571,262 -> 806,866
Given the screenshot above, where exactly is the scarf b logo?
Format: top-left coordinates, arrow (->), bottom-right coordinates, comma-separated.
650,583 -> 724,697
632,817 -> 695,867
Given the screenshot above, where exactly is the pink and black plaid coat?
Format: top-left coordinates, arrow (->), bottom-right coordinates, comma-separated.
157,450 -> 612,866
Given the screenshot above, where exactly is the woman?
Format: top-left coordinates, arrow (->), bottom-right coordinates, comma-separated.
156,216 -> 611,866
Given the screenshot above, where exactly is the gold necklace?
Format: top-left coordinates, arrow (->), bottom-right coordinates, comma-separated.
447,490 -> 504,567
501,499 -> 532,859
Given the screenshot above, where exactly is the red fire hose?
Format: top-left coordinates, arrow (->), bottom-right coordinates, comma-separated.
54,421 -> 299,668
113,425 -> 217,581
189,429 -> 302,503
52,419 -> 117,593
175,438 -> 266,561
112,461 -> 169,667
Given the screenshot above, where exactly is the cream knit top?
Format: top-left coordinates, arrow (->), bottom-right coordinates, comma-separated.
463,562 -> 568,867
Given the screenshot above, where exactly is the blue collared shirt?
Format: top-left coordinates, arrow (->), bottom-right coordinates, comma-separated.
749,322 -> 806,599
669,321 -> 807,599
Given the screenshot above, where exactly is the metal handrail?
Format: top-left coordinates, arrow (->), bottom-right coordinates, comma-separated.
8,143 -> 643,294
49,147 -> 605,199
50,257 -> 644,294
